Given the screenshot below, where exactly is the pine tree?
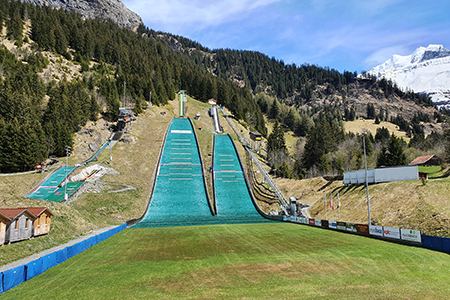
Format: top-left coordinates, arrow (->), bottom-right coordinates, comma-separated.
387,133 -> 407,166
267,121 -> 286,152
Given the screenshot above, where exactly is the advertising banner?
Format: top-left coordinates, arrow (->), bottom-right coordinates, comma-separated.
337,222 -> 346,231
346,223 -> 357,232
401,229 -> 422,243
289,216 -> 295,222
328,221 -> 337,229
315,219 -> 322,227
283,216 -> 288,221
295,217 -> 304,224
356,224 -> 369,234
308,218 -> 315,225
321,220 -> 329,228
369,225 -> 384,237
383,227 -> 401,239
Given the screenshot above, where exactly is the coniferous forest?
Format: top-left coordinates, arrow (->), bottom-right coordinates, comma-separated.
0,0 -> 265,172
1,0 -> 450,177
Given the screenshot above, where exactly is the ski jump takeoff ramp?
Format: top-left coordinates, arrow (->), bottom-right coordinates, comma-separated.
131,119 -> 272,229
132,118 -> 216,228
212,134 -> 270,224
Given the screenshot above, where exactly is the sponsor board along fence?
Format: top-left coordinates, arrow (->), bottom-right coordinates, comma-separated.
0,224 -> 127,294
283,216 -> 450,253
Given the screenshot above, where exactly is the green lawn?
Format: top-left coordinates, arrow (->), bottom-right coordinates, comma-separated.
418,166 -> 442,174
2,223 -> 449,299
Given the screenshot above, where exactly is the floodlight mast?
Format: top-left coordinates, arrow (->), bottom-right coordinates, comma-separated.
64,146 -> 71,201
358,132 -> 371,225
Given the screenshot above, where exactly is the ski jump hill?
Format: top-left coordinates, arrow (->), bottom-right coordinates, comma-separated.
130,118 -> 272,228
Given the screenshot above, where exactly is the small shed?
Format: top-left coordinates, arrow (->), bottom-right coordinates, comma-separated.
0,212 -> 11,246
0,208 -> 36,244
26,207 -> 53,237
409,154 -> 441,167
249,132 -> 262,141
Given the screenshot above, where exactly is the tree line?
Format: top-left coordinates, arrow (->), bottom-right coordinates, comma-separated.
0,0 -> 267,172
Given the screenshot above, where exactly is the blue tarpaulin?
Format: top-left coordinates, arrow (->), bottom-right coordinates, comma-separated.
56,248 -> 68,264
443,237 -> 450,253
25,258 -> 43,281
42,252 -> 58,272
0,224 -> 127,293
85,236 -> 96,249
422,235 -> 444,251
2,266 -> 25,292
67,242 -> 82,259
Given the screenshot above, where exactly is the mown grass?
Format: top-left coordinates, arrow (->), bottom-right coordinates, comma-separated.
418,166 -> 442,174
2,223 -> 449,299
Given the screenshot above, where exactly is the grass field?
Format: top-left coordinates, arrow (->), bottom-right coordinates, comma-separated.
2,223 -> 449,299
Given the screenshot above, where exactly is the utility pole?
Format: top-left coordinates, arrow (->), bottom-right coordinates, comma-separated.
358,132 -> 371,225
273,168 -> 277,214
123,81 -> 126,109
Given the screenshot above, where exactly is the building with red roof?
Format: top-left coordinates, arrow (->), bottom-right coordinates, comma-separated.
25,207 -> 53,236
409,154 -> 441,167
0,207 -> 53,245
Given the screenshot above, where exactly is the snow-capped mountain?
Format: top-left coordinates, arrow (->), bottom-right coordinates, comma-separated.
364,44 -> 450,108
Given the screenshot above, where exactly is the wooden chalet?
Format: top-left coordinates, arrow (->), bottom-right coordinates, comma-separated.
409,154 -> 441,167
25,207 -> 53,237
0,208 -> 36,244
0,211 -> 11,245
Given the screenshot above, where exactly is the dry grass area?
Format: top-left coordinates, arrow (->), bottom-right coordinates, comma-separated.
343,119 -> 408,140
276,175 -> 450,237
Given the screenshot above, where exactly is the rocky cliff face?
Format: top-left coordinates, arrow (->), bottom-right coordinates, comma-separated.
24,0 -> 143,30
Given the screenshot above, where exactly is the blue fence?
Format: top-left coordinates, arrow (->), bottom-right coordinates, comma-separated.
422,234 -> 450,252
0,223 -> 126,294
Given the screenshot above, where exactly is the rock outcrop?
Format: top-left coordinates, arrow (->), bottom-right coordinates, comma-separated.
24,0 -> 143,30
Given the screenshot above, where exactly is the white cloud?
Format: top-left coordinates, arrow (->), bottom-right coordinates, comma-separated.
364,46 -> 410,68
123,0 -> 281,32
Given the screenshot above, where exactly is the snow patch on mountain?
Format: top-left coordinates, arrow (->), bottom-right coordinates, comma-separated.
364,44 -> 450,108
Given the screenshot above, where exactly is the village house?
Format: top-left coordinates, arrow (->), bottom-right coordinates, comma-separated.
25,207 -> 53,237
0,208 -> 36,244
409,154 -> 441,167
409,154 -> 441,180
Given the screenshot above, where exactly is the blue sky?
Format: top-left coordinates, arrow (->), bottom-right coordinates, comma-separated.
123,0 -> 450,73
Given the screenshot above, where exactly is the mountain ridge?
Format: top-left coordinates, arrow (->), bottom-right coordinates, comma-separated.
364,44 -> 450,108
23,0 -> 143,29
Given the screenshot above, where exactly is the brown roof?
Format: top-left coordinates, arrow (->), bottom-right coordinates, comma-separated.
0,211 -> 11,222
409,154 -> 435,166
23,207 -> 53,217
0,208 -> 36,220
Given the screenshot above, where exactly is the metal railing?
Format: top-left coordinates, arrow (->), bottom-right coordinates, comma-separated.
218,107 -> 289,214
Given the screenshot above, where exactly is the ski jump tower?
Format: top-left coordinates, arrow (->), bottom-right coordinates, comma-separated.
179,90 -> 187,117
